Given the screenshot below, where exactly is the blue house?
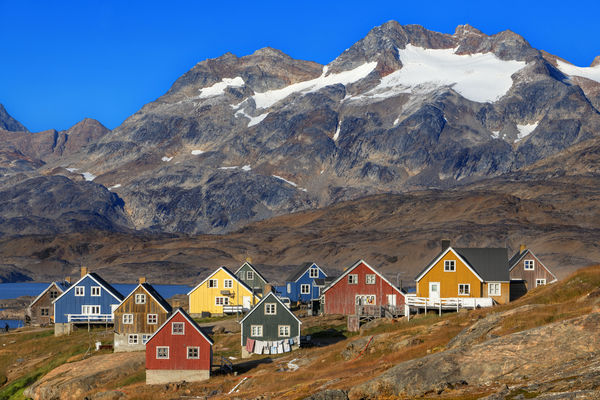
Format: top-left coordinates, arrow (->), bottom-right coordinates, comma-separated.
53,270 -> 124,336
275,262 -> 327,303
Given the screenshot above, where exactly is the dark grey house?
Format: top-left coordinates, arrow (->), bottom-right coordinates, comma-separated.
235,261 -> 269,295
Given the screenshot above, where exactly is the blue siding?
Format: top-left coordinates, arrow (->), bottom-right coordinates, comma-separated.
275,264 -> 327,303
54,276 -> 123,323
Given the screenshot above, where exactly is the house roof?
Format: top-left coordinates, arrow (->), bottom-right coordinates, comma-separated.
415,247 -> 509,282
53,272 -> 124,303
117,283 -> 173,313
322,259 -> 405,296
286,262 -> 327,282
29,281 -> 71,308
239,291 -> 302,325
187,266 -> 259,298
234,262 -> 269,285
313,277 -> 336,287
508,248 -> 558,281
146,308 -> 214,345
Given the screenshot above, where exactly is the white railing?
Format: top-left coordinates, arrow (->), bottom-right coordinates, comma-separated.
222,305 -> 244,314
66,314 -> 114,323
405,295 -> 494,310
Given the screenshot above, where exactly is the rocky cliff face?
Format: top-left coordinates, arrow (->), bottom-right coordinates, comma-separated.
0,104 -> 28,132
3,21 -> 600,234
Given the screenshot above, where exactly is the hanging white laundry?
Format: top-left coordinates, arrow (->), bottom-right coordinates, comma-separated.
254,340 -> 264,354
283,342 -> 291,352
277,343 -> 284,353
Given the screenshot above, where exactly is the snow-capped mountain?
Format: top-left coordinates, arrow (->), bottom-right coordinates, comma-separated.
2,21 -> 600,234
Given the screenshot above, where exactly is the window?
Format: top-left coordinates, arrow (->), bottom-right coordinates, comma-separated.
224,279 -> 233,288
300,284 -> 310,294
309,267 -> 319,278
82,305 -> 100,315
128,334 -> 139,345
251,325 -> 263,337
247,271 -> 254,280
348,274 -> 358,284
536,279 -> 546,287
444,260 -> 456,272
156,346 -> 169,359
91,286 -> 101,297
239,271 -> 246,280
123,314 -> 133,324
215,297 -> 229,306
41,307 -> 49,316
458,284 -> 470,296
75,286 -> 85,296
142,334 -> 151,344
49,290 -> 58,299
366,274 -> 376,284
172,322 -> 184,335
265,303 -> 276,315
147,314 -> 158,324
208,279 -> 218,288
488,283 -> 501,296
187,346 -> 200,359
355,295 -> 376,305
287,283 -> 291,293
524,260 -> 535,270
278,325 -> 290,337
135,294 -> 146,304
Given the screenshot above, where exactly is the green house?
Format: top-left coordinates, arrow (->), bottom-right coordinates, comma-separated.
239,292 -> 301,358
235,261 -> 269,295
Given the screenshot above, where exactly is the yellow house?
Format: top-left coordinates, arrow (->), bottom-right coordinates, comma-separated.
415,242 -> 510,305
188,266 -> 261,316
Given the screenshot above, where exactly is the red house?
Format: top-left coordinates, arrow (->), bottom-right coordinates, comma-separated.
322,259 -> 406,315
145,308 -> 213,384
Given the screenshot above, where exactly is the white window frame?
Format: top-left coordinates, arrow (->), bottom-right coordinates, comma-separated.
239,271 -> 246,280
90,286 -> 101,297
224,279 -> 233,289
187,346 -> 200,359
246,271 -> 254,280
215,296 -> 229,306
444,260 -> 456,272
355,294 -> 376,305
142,334 -> 151,344
135,293 -> 146,304
348,274 -> 358,284
251,325 -> 263,337
172,322 -> 185,335
75,286 -> 85,296
265,303 -> 276,315
300,284 -> 310,294
156,346 -> 169,359
536,279 -> 546,287
208,279 -> 218,288
82,305 -> 100,315
524,260 -> 535,270
458,283 -> 470,296
366,274 -> 376,284
488,282 -> 501,296
123,313 -> 133,324
309,267 -> 319,278
278,325 -> 290,337
286,283 -> 291,293
128,334 -> 139,345
147,314 -> 158,324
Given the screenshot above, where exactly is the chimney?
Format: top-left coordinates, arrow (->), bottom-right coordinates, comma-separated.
80,266 -> 88,278
65,276 -> 71,284
519,244 -> 527,254
441,239 -> 451,251
139,277 -> 146,284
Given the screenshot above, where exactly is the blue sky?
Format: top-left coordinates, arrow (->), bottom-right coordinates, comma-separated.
1,0 -> 599,132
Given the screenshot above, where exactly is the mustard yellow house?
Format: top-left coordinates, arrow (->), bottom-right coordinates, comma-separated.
188,266 -> 261,316
415,241 -> 510,305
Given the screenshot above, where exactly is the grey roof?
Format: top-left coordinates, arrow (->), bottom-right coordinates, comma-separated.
140,283 -> 173,313
454,248 -> 510,281
314,277 -> 336,287
286,262 -> 315,282
416,247 -> 510,282
508,249 -> 526,269
88,272 -> 125,301
236,262 -> 269,284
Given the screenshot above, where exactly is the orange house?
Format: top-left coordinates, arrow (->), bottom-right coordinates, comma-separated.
415,241 -> 510,305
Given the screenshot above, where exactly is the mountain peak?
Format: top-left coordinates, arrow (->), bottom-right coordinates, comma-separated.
591,55 -> 600,67
0,104 -> 28,132
251,47 -> 289,58
454,24 -> 484,36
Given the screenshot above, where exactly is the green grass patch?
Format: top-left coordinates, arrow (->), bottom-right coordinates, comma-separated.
193,314 -> 237,324
112,369 -> 146,389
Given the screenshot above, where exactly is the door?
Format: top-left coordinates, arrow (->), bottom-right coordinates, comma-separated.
386,294 -> 396,306
429,282 -> 440,299
243,296 -> 252,310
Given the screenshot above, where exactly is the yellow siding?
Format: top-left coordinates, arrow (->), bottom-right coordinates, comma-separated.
189,269 -> 259,314
416,251 -> 482,298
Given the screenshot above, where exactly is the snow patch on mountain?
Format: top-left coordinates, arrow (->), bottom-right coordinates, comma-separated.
108,184 -> 121,190
556,60 -> 600,83
236,109 -> 269,127
333,123 -> 341,141
360,45 -> 526,103
66,168 -> 79,173
162,156 -> 173,162
198,77 -> 245,98
242,165 -> 251,171
252,62 -> 377,109
491,130 -> 501,139
191,150 -> 205,155
82,172 -> 96,181
516,122 -> 538,142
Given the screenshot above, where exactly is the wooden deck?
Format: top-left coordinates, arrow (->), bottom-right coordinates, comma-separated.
404,295 -> 494,319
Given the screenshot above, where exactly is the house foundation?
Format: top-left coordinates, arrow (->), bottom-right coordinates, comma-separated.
114,333 -> 146,352
146,369 -> 210,384
54,322 -> 72,336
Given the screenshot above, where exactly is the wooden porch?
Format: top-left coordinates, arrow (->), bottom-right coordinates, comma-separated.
404,295 -> 494,320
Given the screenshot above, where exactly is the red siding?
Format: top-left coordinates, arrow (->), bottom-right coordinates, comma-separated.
324,262 -> 405,315
146,312 -> 212,371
